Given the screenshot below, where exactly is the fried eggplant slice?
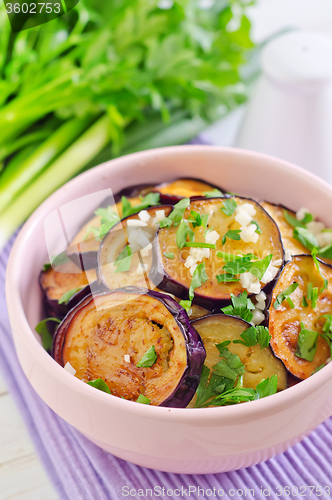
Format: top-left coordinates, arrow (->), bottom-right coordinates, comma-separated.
153,178 -> 225,204
39,260 -> 98,318
52,288 -> 206,407
152,197 -> 284,309
98,206 -> 172,291
191,314 -> 287,391
268,255 -> 332,379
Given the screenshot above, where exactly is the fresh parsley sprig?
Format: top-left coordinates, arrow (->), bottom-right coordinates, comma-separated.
221,198 -> 237,216
159,198 -> 190,229
233,325 -> 271,349
221,291 -> 255,323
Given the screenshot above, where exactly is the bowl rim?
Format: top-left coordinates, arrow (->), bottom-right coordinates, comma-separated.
6,144 -> 332,423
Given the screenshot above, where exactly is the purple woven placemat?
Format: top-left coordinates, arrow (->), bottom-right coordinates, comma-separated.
1,234 -> 331,500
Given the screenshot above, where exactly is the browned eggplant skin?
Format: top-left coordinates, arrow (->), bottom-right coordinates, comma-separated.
39,262 -> 100,318
98,205 -> 173,292
52,288 -> 206,407
153,177 -> 226,204
191,313 -> 288,391
151,197 -> 284,310
268,255 -> 332,379
66,184 -> 156,270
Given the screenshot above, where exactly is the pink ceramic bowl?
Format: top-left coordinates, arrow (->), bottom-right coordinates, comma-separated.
6,146 -> 332,474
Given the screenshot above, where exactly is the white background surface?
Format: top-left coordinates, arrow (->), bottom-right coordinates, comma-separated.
2,1 -> 332,498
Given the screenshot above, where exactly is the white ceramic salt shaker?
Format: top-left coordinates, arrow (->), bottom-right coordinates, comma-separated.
236,31 -> 332,184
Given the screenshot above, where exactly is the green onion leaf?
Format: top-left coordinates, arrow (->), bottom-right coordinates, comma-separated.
293,227 -> 318,251
302,296 -> 309,308
189,262 -> 208,301
114,245 -> 132,273
295,322 -> 319,362
58,287 -> 84,305
184,242 -> 215,249
35,317 -> 61,351
221,198 -> 237,216
216,273 -> 240,283
273,283 -> 299,309
137,346 -> 157,368
137,394 -> 150,404
87,379 -> 111,394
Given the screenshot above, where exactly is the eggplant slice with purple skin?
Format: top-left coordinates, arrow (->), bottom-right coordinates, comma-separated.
268,255 -> 332,379
40,260 -> 99,318
67,184 -> 156,270
153,178 -> 225,204
191,314 -> 287,392
52,288 -> 206,407
260,202 -> 309,258
98,206 -> 172,291
151,197 -> 284,309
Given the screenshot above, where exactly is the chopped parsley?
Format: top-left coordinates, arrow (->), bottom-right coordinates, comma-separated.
216,251 -> 258,263
212,342 -> 245,381
179,300 -> 192,314
203,189 -> 224,198
164,252 -> 174,259
293,227 -> 318,252
137,346 -> 157,368
188,210 -> 209,229
114,245 -> 132,273
233,325 -> 271,349
84,206 -> 120,241
42,262 -> 52,272
221,291 -> 255,323
295,322 -> 319,362
221,198 -> 237,216
121,192 -> 160,218
87,379 -> 111,394
283,210 -> 312,228
222,253 -> 273,281
176,220 -> 195,249
221,229 -> 241,245
137,394 -> 150,404
251,221 -> 262,234
58,287 -> 84,305
320,314 -> 332,358
189,263 -> 208,301
159,198 -> 190,228
254,375 -> 278,399
195,366 -> 233,408
35,317 -> 61,351
274,283 -> 299,310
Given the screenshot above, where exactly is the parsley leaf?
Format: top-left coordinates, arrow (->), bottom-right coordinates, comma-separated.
58,287 -> 84,305
295,322 -> 319,362
274,283 -> 299,309
195,366 -> 234,408
233,325 -> 271,349
212,344 -> 245,381
293,227 -> 318,252
179,300 -> 192,314
188,210 -> 209,229
254,375 -> 278,399
84,206 -> 120,241
221,198 -> 237,216
318,243 -> 332,261
114,245 -> 132,273
122,192 -> 160,218
137,394 -> 150,404
189,262 -> 208,301
164,252 -> 174,259
137,346 -> 157,368
223,254 -> 273,281
221,291 -> 254,323
203,189 -> 224,198
159,198 -> 190,229
35,317 -> 61,351
87,379 -> 111,394
176,220 -> 195,248
42,262 -> 52,272
222,229 -> 241,245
